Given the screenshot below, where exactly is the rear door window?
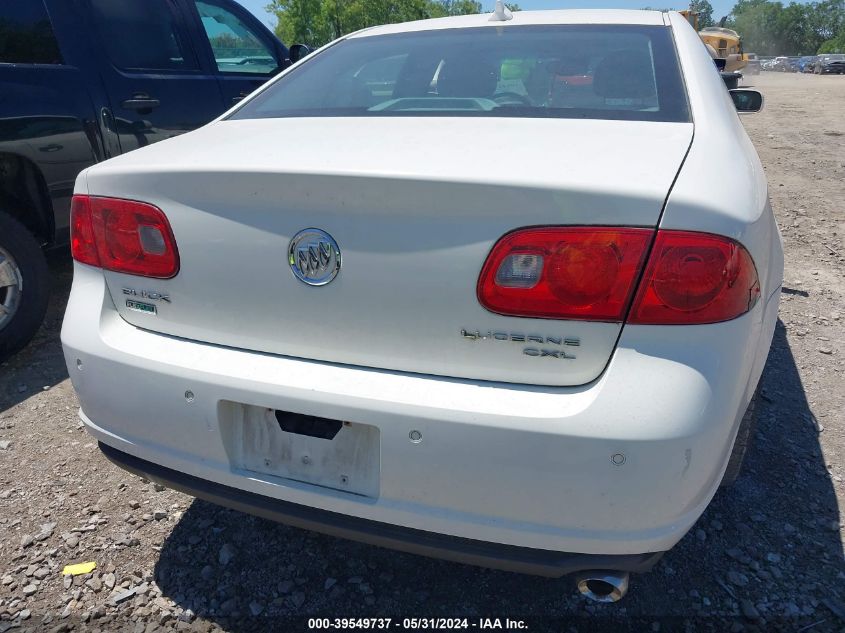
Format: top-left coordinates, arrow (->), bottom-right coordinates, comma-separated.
0,1 -> 63,64
89,0 -> 198,71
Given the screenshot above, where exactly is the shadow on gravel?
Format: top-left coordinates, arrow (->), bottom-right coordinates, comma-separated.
153,319 -> 842,630
0,252 -> 72,413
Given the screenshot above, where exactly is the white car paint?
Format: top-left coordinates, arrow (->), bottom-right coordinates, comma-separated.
62,10 -> 783,574
81,117 -> 693,386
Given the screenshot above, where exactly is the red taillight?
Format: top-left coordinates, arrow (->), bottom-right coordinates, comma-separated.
70,195 -> 99,267
477,227 -> 760,325
70,195 -> 179,278
477,227 -> 652,321
629,231 -> 760,324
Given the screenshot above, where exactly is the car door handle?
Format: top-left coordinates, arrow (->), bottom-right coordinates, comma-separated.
121,94 -> 161,110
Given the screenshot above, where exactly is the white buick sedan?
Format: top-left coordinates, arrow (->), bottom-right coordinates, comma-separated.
62,8 -> 783,601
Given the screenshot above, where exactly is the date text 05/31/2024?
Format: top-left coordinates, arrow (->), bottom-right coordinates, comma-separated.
307,618 -> 528,630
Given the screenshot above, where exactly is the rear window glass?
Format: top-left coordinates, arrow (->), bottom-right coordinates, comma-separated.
231,25 -> 689,123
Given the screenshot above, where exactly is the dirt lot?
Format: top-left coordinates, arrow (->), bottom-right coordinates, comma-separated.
1,72 -> 843,632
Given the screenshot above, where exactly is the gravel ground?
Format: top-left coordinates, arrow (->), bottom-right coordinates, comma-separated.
1,72 -> 843,632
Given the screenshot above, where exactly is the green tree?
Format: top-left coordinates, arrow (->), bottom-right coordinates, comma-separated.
689,0 -> 715,27
267,0 -> 515,46
728,0 -> 844,55
818,30 -> 845,51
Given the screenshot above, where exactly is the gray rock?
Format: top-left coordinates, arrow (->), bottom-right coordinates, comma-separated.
741,599 -> 760,619
728,570 -> 749,587
153,510 -> 168,521
324,578 -> 337,590
22,583 -> 38,596
85,577 -> 103,592
219,598 -> 238,614
112,587 -> 138,604
278,580 -> 294,594
34,522 -> 57,542
218,543 -> 235,566
0,440 -> 10,450
290,592 -> 306,608
249,601 -> 264,616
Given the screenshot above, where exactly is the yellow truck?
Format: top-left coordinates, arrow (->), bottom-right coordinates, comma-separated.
680,10 -> 747,88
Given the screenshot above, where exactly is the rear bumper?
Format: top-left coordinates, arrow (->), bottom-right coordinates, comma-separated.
61,264 -> 780,561
100,442 -> 662,577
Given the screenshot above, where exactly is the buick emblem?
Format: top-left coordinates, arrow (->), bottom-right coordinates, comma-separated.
288,229 -> 341,286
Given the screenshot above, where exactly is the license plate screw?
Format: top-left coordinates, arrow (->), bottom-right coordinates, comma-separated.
264,458 -> 272,468
301,455 -> 312,466
340,475 -> 349,485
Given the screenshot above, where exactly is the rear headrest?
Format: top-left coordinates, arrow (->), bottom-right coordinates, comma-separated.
437,59 -> 498,98
592,50 -> 657,100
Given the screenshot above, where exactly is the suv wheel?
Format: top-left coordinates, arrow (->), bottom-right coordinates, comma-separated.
0,212 -> 50,361
720,387 -> 760,487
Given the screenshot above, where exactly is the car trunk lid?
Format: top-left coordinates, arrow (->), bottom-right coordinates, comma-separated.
85,117 -> 692,386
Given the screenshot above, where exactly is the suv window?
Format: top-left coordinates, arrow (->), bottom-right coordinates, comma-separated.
195,0 -> 278,75
231,25 -> 690,123
89,0 -> 197,71
0,1 -> 63,64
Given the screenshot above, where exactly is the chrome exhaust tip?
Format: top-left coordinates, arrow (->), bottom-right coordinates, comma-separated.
575,571 -> 630,603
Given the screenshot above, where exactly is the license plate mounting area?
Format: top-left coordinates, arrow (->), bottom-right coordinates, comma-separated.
219,402 -> 380,498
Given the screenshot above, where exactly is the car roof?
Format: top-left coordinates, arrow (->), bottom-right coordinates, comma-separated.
347,9 -> 667,39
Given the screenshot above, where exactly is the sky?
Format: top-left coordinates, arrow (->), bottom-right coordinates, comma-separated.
238,0 -> 744,29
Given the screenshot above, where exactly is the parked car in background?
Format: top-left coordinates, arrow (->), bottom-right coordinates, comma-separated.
62,8 -> 781,603
0,0 -> 303,359
761,57 -> 778,71
772,56 -> 790,71
745,52 -> 760,75
814,53 -> 845,74
797,56 -> 817,73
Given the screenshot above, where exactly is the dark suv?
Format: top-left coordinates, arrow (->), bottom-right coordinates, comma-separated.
814,54 -> 845,74
1,0 -> 296,358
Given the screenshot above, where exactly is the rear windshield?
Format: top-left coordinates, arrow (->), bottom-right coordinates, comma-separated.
230,25 -> 690,123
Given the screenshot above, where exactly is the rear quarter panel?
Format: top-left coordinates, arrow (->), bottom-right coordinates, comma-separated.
655,13 -> 784,405
664,12 -> 783,303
